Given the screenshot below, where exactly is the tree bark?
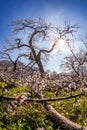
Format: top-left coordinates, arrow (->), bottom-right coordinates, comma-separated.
37,56 -> 44,76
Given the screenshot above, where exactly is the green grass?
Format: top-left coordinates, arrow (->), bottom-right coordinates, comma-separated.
0,81 -> 87,130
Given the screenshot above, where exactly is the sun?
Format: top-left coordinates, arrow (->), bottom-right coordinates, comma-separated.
58,39 -> 66,49
51,39 -> 69,55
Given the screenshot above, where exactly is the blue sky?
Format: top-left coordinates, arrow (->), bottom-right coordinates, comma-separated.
0,0 -> 87,72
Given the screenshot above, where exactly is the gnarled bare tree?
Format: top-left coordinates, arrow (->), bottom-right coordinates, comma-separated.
1,18 -> 85,130
4,18 -> 77,76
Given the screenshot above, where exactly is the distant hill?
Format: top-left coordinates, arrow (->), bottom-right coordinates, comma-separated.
0,60 -> 12,71
0,60 -> 38,73
0,60 -> 12,66
0,60 -> 24,71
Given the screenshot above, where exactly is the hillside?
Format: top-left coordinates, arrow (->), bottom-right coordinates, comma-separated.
0,60 -> 12,71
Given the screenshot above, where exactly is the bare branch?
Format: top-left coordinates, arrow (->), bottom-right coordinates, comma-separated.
0,93 -> 85,102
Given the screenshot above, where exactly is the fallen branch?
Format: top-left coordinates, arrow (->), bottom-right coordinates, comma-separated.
0,93 -> 85,102
45,104 -> 87,130
0,93 -> 87,129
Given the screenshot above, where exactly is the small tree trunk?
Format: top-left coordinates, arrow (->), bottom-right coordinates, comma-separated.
13,62 -> 17,72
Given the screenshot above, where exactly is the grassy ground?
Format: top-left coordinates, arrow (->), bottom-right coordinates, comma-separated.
0,82 -> 87,130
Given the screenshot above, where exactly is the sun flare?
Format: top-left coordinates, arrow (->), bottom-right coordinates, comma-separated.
51,39 -> 69,55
